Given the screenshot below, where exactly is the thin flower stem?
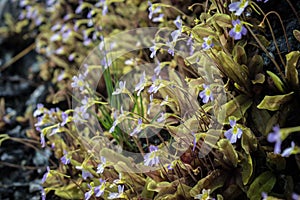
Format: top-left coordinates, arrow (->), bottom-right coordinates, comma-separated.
153,3 -> 189,18
261,10 -> 291,53
246,25 -> 287,84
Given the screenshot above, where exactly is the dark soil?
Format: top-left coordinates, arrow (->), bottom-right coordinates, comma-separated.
0,0 -> 299,200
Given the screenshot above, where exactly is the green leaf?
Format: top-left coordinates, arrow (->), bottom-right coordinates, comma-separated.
285,51 -> 300,89
266,152 -> 286,171
293,29 -> 300,43
54,183 -> 83,199
147,180 -> 172,193
207,13 -> 232,28
257,92 -> 294,111
241,128 -> 258,154
217,139 -> 239,167
248,55 -> 264,78
218,51 -> 250,91
175,184 -> 192,199
50,55 -> 69,68
241,152 -> 253,185
233,45 -> 247,65
250,105 -> 271,136
247,171 -> 276,200
266,71 -> 285,93
217,95 -> 252,124
251,73 -> 265,84
141,178 -> 155,199
192,25 -> 216,41
190,169 -> 227,197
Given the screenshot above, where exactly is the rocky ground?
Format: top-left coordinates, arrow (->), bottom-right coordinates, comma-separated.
0,0 -> 299,200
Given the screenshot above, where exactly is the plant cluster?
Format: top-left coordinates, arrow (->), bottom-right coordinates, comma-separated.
1,0 -> 300,199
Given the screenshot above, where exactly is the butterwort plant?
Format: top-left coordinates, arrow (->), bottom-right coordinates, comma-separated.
25,0 -> 300,199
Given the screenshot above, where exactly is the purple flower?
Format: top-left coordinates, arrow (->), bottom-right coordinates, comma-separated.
229,19 -> 247,40
130,118 -> 143,136
292,193 -> 300,200
256,0 -> 268,3
81,96 -> 90,106
156,112 -> 165,123
267,125 -> 282,154
152,13 -> 164,23
192,132 -> 197,151
96,156 -> 106,174
76,166 -> 93,180
108,185 -> 124,199
144,145 -> 160,166
95,0 -> 108,15
112,81 -> 126,95
46,0 -> 56,6
40,133 -> 46,148
154,62 -> 161,76
135,71 -> 147,96
148,76 -> 163,94
224,119 -> 243,144
50,33 -> 61,42
228,0 -> 249,16
82,170 -> 93,180
261,192 -> 268,200
148,1 -> 162,20
100,56 -> 111,69
41,187 -> 46,200
19,0 -> 28,7
60,150 -> 70,165
199,84 -> 214,103
202,36 -> 214,50
166,41 -> 175,56
281,141 -> 295,157
149,46 -> 157,58
194,189 -> 214,200
55,47 -> 65,55
71,74 -> 85,91
109,120 -> 117,133
83,38 -> 92,46
75,4 -> 84,14
42,166 -> 50,183
94,179 -> 106,197
61,112 -> 68,126
73,106 -> 90,123
174,16 -> 182,29
85,184 -> 93,200
34,103 -> 45,117
171,16 -> 182,41
51,24 -> 61,31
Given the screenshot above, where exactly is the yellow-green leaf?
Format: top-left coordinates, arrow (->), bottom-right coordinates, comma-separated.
147,180 -> 171,193
241,128 -> 258,154
285,51 -> 300,89
217,95 -> 252,124
217,139 -> 238,167
293,29 -> 300,43
251,105 -> 271,136
257,92 -> 294,111
251,73 -> 265,84
266,152 -> 286,171
54,183 -> 83,199
192,25 -> 216,41
218,51 -> 250,91
241,152 -> 253,185
190,169 -> 226,197
248,55 -> 264,77
247,171 -> 276,200
207,13 -> 232,28
266,70 -> 285,93
233,45 -> 247,65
